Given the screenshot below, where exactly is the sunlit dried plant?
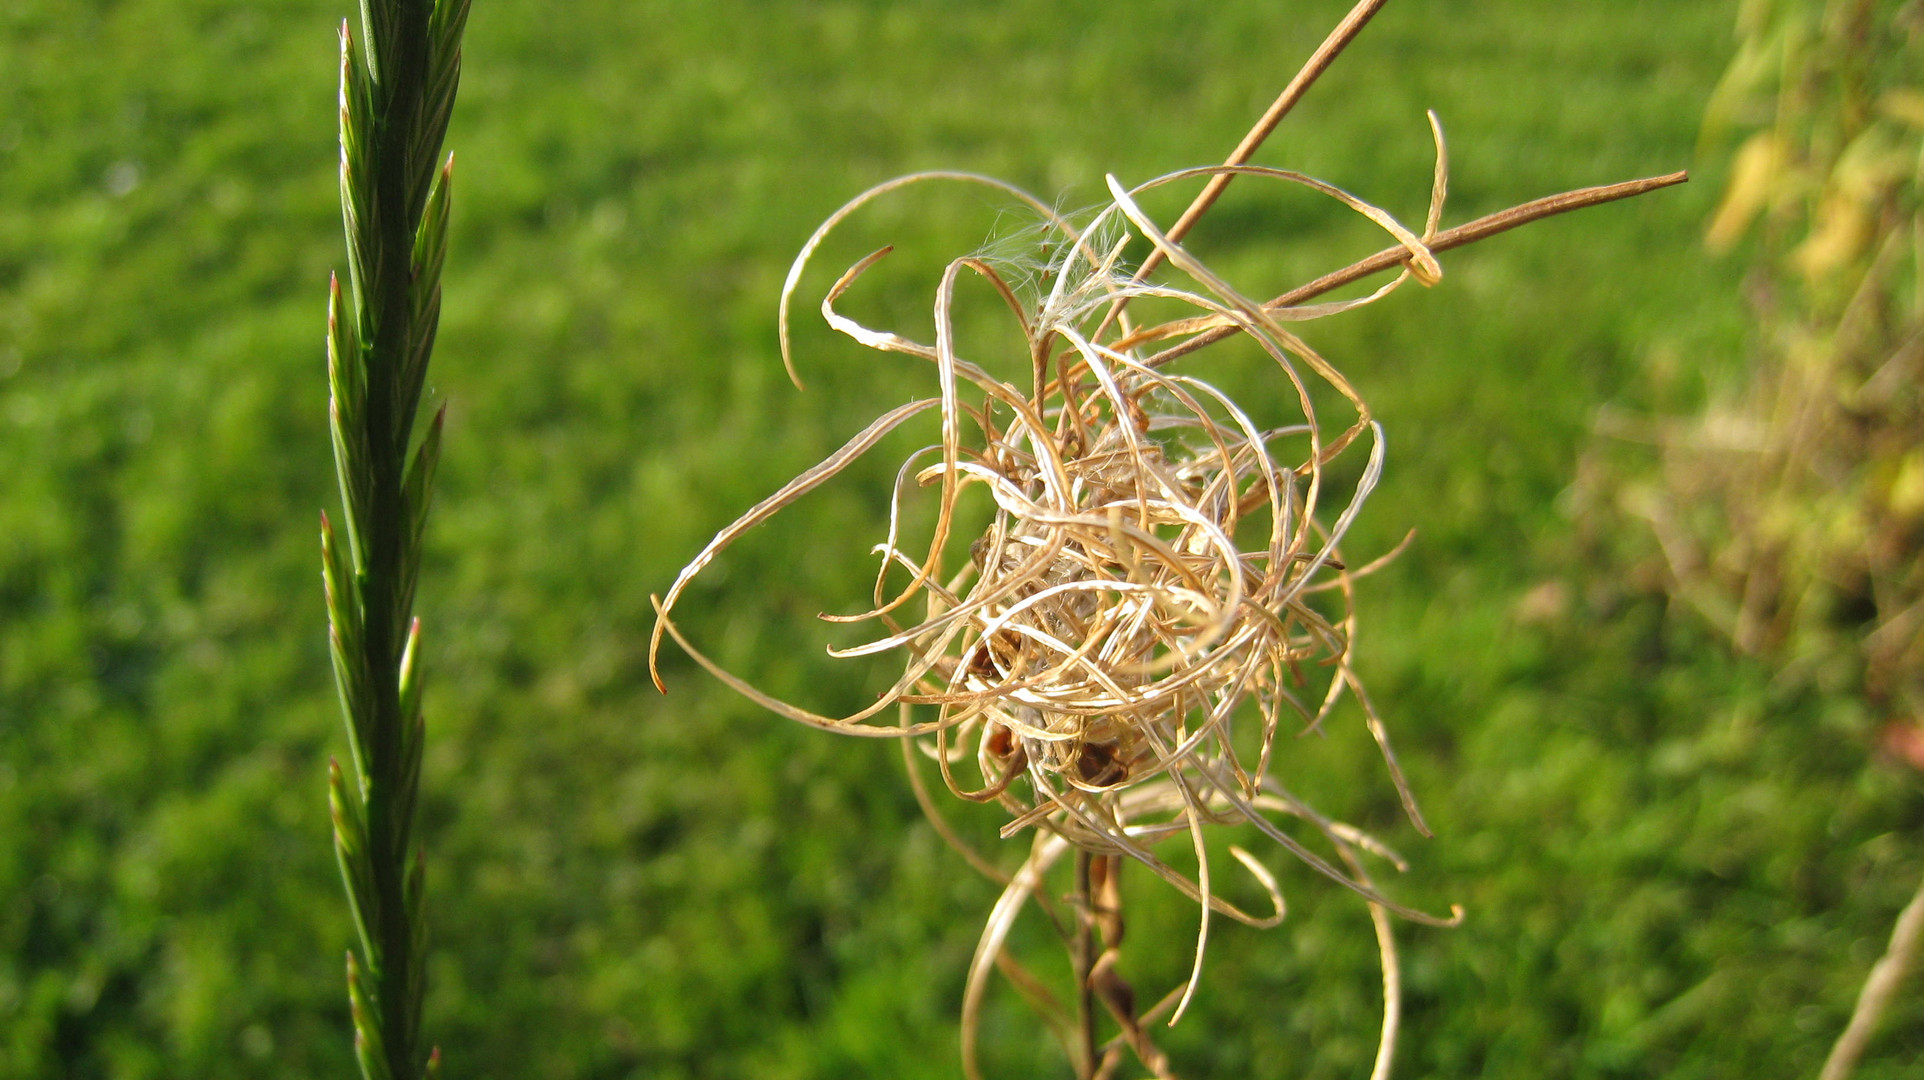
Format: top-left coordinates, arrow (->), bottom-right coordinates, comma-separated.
649,2 -> 1682,1075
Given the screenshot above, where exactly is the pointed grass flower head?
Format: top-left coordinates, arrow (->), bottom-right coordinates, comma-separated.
650,114 -> 1465,1048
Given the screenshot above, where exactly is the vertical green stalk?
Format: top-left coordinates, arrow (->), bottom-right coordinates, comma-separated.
322,0 -> 470,1077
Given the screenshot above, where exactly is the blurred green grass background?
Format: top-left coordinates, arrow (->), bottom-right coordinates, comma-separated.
3,0 -> 1921,1077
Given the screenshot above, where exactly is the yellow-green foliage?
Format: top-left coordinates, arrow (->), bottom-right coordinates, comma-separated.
1643,0 -> 1923,716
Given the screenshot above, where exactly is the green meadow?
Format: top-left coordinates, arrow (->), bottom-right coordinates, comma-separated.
4,0 -> 1920,1077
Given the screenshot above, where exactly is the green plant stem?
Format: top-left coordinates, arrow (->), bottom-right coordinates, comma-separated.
361,13 -> 429,1078
324,0 -> 468,1077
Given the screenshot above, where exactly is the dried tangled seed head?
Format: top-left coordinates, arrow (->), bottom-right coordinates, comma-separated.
644,16 -> 1684,1069
649,142 -> 1468,1028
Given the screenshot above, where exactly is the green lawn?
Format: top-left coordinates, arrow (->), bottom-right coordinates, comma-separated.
3,0 -> 1920,1077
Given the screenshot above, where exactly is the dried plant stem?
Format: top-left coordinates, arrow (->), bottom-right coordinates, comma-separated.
1337,845 -> 1400,1080
1819,868 -> 1924,1080
1073,850 -> 1099,1080
1129,0 -> 1391,286
1093,0 -> 1388,345
1144,171 -> 1688,368
322,0 -> 469,1077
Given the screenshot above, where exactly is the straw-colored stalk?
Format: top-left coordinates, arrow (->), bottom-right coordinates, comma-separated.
651,2 -> 1680,1074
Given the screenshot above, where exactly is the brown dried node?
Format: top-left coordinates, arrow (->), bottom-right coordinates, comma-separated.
648,2 -> 1682,1076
